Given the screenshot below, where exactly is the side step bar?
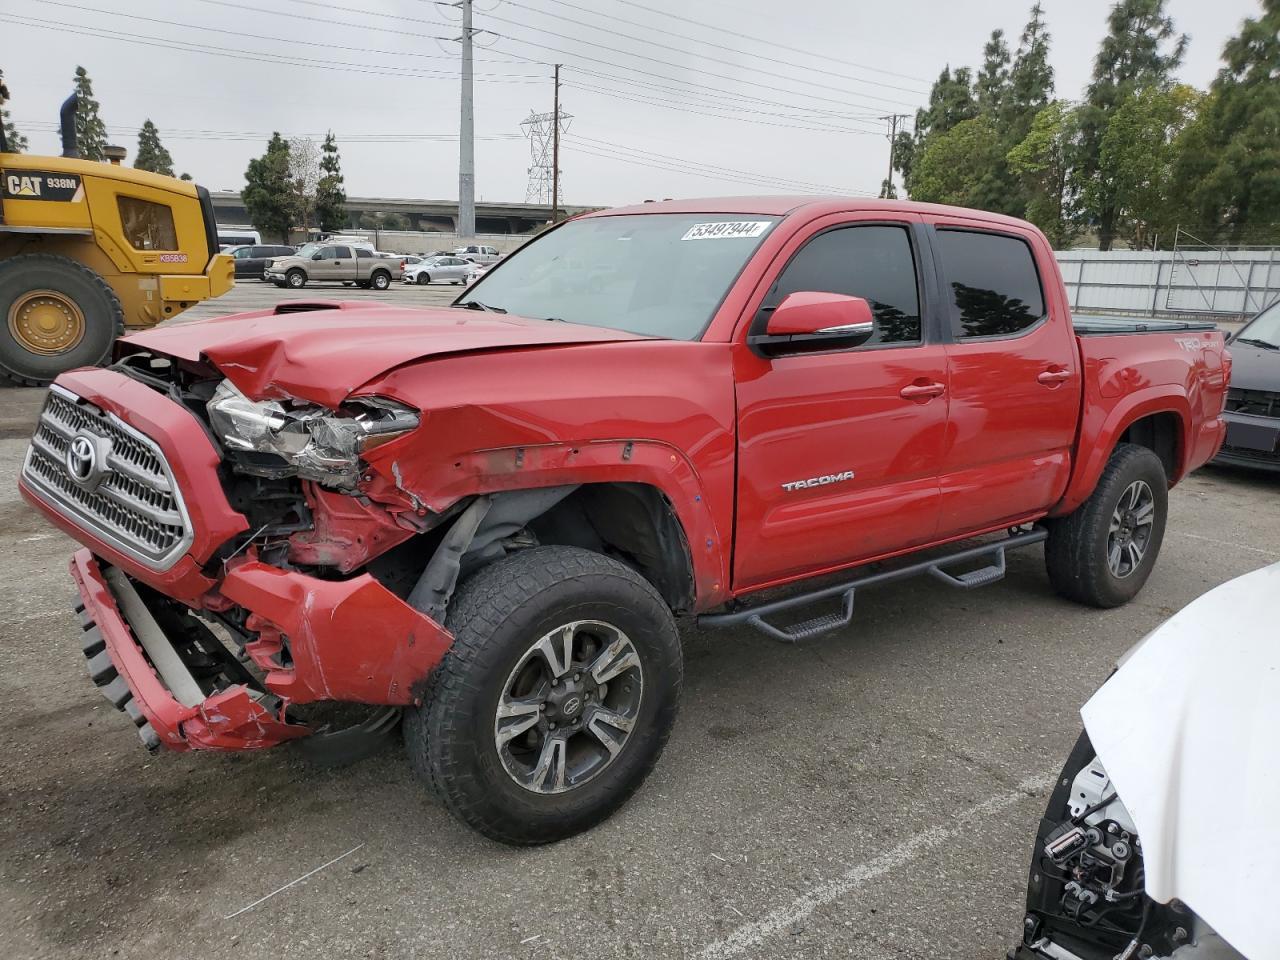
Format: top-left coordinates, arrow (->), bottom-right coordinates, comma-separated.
698,527 -> 1048,643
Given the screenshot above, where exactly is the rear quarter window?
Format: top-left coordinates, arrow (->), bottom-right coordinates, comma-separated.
935,229 -> 1045,339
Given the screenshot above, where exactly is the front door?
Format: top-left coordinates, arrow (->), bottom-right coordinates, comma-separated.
331,245 -> 356,282
922,218 -> 1082,536
732,215 -> 950,590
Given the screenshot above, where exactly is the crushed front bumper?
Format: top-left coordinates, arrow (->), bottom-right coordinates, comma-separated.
71,549 -> 454,752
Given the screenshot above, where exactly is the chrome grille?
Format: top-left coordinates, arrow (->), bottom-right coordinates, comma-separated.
22,385 -> 193,570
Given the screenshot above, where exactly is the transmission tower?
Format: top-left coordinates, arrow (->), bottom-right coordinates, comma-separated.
521,107 -> 571,206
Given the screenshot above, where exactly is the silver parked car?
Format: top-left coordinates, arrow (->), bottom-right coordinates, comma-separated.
402,255 -> 475,285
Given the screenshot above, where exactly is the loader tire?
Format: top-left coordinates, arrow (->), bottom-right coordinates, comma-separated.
0,254 -> 124,386
1045,443 -> 1168,608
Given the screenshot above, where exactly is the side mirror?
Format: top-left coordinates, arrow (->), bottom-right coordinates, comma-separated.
311,253 -> 323,261
762,292 -> 875,343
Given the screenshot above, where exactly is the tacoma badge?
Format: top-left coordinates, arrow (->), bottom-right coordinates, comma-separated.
781,470 -> 855,492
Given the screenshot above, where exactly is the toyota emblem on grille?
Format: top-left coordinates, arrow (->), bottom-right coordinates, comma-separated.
66,432 -> 109,491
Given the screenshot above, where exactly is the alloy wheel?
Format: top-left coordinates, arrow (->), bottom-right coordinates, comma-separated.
1107,479 -> 1155,579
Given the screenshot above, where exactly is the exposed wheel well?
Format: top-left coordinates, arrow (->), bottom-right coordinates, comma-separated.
1118,412 -> 1181,482
527,484 -> 696,612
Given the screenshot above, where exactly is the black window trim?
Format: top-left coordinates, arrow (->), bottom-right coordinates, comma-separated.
927,224 -> 1049,345
748,218 -> 939,357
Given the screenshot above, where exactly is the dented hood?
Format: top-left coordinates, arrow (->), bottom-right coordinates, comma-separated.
124,302 -> 648,405
1081,562 -> 1280,960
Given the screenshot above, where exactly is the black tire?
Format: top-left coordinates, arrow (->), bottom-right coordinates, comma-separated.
405,546 -> 682,845
286,269 -> 306,289
1045,443 -> 1168,608
371,270 -> 391,290
416,273 -> 431,286
0,254 -> 124,386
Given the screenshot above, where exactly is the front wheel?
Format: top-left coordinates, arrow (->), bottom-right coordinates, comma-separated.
371,271 -> 391,290
416,273 -> 431,286
1045,443 -> 1168,608
286,269 -> 306,289
405,546 -> 682,845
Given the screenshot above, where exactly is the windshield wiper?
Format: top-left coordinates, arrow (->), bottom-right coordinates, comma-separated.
1234,336 -> 1279,350
453,300 -> 507,313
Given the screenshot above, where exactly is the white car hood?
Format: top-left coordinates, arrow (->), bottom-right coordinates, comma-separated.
1081,562 -> 1280,960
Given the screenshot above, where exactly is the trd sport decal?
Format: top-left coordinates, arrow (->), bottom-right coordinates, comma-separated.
2,170 -> 83,202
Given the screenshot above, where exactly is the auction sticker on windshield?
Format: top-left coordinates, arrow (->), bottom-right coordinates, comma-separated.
680,221 -> 773,241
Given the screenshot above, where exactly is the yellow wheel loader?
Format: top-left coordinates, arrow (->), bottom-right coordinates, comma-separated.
0,78 -> 233,385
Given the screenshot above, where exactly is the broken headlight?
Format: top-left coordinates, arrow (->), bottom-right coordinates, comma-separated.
206,380 -> 419,489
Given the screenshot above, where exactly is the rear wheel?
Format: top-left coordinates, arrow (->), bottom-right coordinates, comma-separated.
286,269 -> 306,289
1045,443 -> 1168,608
404,546 -> 682,845
371,270 -> 391,290
0,254 -> 124,386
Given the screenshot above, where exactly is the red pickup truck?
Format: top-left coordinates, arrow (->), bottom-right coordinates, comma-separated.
19,198 -> 1228,845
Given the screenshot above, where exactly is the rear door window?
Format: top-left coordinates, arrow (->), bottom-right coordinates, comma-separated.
934,230 -> 1045,339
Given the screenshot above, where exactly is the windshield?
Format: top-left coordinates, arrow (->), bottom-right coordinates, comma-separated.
1237,300 -> 1280,349
456,213 -> 779,339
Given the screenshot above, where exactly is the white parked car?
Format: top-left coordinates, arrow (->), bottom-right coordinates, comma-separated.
402,255 -> 475,285
1010,562 -> 1280,960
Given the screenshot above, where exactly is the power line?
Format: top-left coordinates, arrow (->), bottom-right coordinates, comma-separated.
564,81 -> 880,136
565,141 -> 875,196
470,7 -> 922,113
0,15 -> 545,84
609,0 -> 932,84
504,0 -> 929,99
565,134 -> 862,193
17,121 -> 523,143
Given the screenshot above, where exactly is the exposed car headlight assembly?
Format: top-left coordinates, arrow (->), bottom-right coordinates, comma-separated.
207,380 -> 419,488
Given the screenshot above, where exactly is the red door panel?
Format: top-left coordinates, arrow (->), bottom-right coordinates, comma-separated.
733,345 -> 950,588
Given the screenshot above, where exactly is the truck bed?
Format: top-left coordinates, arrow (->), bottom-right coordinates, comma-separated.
1073,314 -> 1218,335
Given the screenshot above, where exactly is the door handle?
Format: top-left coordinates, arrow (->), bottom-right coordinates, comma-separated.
1037,367 -> 1072,385
900,381 -> 945,401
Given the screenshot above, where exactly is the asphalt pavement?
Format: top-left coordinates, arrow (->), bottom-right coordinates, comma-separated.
2,282 -> 1276,960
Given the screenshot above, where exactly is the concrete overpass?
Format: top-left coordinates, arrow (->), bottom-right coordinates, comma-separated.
210,191 -> 600,236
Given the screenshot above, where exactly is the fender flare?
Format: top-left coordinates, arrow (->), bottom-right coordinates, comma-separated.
1051,386 -> 1192,518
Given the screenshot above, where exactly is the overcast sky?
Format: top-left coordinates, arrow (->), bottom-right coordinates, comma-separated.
2,0 -> 1264,207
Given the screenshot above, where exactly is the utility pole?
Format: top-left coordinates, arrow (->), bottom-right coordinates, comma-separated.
457,0 -> 476,239
878,113 -> 908,198
551,64 -> 562,225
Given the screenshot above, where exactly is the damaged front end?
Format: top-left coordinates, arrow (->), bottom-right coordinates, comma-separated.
22,353 -> 459,760
1013,733 -> 1243,960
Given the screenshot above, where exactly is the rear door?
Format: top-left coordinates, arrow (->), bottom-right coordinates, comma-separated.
923,219 -> 1081,536
332,245 -> 356,280
732,214 -> 950,589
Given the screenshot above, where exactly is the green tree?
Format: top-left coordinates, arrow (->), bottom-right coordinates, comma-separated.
73,66 -> 108,162
1091,84 -> 1199,249
1169,0 -> 1280,243
314,131 -> 347,232
910,115 -> 1006,207
133,120 -> 175,176
1008,101 -> 1080,248
976,29 -> 1012,115
1,107 -> 26,152
242,133 -> 294,243
1005,2 -> 1055,141
894,66 -> 977,193
179,172 -> 193,181
1074,0 -> 1187,248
